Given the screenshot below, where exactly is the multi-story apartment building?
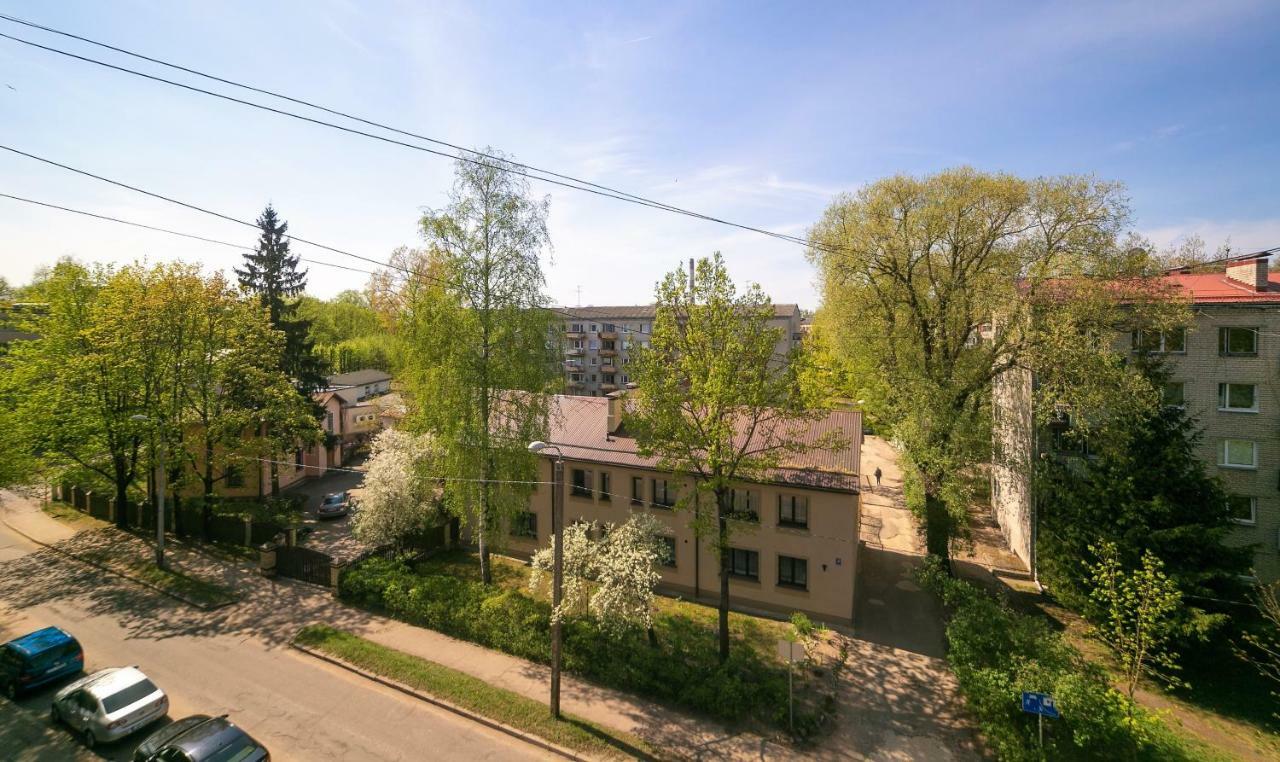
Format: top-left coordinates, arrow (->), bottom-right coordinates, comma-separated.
992,256 -> 1280,582
507,391 -> 864,624
555,304 -> 804,397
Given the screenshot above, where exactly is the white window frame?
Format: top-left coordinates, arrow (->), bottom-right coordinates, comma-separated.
1218,382 -> 1259,413
1220,439 -> 1258,469
1228,495 -> 1257,526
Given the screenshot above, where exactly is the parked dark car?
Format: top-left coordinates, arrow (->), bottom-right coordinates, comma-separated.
133,714 -> 269,762
1,626 -> 83,698
316,491 -> 349,519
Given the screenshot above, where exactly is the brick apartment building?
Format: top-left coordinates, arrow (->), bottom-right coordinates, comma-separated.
554,304 -> 804,397
992,256 -> 1280,582
507,392 -> 864,625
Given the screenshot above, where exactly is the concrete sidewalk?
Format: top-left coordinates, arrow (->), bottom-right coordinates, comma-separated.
1,490 -> 787,760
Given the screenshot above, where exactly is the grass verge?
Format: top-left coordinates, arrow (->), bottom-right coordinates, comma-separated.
293,625 -> 661,761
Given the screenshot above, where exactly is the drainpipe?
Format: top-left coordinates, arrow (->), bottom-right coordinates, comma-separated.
693,496 -> 701,602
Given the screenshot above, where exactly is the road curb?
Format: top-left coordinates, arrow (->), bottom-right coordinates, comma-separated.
0,514 -> 238,613
289,640 -> 590,762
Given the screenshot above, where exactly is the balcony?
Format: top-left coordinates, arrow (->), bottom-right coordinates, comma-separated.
599,330 -> 618,340
598,348 -> 618,357
600,383 -> 618,392
599,364 -> 617,374
565,347 -> 584,356
565,331 -> 585,339
563,360 -> 583,371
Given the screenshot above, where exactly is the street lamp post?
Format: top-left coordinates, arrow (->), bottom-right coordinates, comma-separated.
527,440 -> 564,719
131,414 -> 165,569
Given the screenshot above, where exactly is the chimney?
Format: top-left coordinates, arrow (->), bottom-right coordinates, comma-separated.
606,389 -> 625,435
1226,257 -> 1269,291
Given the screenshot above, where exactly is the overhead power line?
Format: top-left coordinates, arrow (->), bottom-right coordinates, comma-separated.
0,16 -> 825,254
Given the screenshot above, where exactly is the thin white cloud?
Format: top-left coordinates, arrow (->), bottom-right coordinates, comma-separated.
1143,217 -> 1280,255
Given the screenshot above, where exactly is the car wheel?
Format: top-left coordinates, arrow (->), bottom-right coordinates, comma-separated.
82,729 -> 96,749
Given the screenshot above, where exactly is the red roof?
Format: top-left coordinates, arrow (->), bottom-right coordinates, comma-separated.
1162,271 -> 1280,304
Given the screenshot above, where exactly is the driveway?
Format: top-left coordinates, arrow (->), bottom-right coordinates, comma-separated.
0,493 -> 546,762
819,436 -> 981,761
283,461 -> 370,562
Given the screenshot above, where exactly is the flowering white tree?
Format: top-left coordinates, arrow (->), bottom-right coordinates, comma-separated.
352,429 -> 442,550
529,514 -> 667,639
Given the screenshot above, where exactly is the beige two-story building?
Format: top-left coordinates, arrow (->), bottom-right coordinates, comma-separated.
992,256 -> 1280,582
506,393 -> 864,625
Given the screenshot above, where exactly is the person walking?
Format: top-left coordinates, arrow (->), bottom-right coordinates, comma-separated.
874,466 -> 882,487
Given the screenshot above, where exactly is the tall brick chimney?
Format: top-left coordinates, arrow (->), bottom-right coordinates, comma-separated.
1226,258 -> 1269,291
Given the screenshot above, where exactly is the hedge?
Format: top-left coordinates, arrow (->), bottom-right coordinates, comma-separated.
340,556 -> 813,735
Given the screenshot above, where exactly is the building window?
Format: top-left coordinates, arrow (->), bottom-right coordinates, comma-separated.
603,374 -> 616,384
589,374 -> 597,382
1218,383 -> 1258,412
1220,439 -> 1258,469
570,323 -> 583,333
1219,327 -> 1258,356
603,323 -> 615,332
601,340 -> 616,351
652,479 -> 675,508
573,339 -> 584,349
590,357 -> 599,366
569,373 -> 584,382
658,536 -> 676,567
631,476 -> 644,505
598,471 -> 611,501
589,340 -> 599,350
778,495 -> 809,528
1131,328 -> 1185,354
1163,382 -> 1185,408
571,468 -> 593,498
728,548 -> 759,580
730,489 -> 759,521
226,465 -> 244,488
512,511 -> 537,538
590,324 -> 598,332
1228,495 -> 1257,525
778,555 -> 808,590
326,412 -> 335,432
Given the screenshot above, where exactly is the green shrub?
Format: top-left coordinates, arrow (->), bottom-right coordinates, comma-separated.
918,556 -> 1198,761
338,554 -> 802,732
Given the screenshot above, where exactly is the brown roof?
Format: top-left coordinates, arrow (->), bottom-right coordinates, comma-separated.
556,304 -> 800,320
545,395 -> 861,493
1162,269 -> 1280,304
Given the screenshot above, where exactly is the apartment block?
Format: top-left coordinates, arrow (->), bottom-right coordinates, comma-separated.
555,304 -> 804,397
506,392 -> 863,625
992,257 -> 1280,582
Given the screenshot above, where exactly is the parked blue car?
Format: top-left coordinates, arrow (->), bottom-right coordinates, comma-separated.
0,626 -> 84,698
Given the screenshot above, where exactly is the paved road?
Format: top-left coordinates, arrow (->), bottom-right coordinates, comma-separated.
0,503 -> 548,762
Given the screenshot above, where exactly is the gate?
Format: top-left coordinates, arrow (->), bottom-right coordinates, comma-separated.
275,545 -> 334,587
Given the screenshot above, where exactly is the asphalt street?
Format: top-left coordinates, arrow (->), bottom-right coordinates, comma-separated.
0,501 -> 549,762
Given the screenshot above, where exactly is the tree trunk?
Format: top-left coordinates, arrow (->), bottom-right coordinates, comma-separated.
113,466 -> 131,530
647,626 -> 658,647
923,490 -> 951,562
717,489 -> 731,662
270,461 -> 280,498
477,505 -> 491,585
202,440 -> 215,541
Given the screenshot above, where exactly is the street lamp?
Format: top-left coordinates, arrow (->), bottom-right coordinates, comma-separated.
527,439 -> 564,719
130,414 -> 165,569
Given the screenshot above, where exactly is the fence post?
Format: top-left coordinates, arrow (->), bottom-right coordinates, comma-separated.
76,488 -> 88,512
258,542 -> 277,578
330,560 -> 345,591
107,497 -> 116,524
244,517 -> 253,547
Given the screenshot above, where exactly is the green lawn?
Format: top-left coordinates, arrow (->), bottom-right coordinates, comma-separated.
294,625 -> 662,760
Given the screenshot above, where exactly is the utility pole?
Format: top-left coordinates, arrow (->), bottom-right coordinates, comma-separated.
131,414 -> 166,569
527,441 -> 565,719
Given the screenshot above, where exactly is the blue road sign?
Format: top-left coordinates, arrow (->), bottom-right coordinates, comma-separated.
1021,692 -> 1060,719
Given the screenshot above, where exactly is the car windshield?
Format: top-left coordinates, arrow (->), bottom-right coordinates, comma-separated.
206,738 -> 264,762
101,678 -> 159,713
322,495 -> 344,505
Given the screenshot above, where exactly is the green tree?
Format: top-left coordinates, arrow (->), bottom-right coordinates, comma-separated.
235,204 -> 327,396
627,253 -> 834,660
2,261 -> 177,529
1038,360 -> 1251,635
1238,582 -> 1280,717
1088,540 -> 1184,734
398,150 -> 559,585
297,290 -> 382,346
167,271 -> 318,537
807,168 -> 1182,560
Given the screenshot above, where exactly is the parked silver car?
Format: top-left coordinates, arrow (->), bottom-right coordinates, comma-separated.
316,491 -> 350,518
51,666 -> 168,748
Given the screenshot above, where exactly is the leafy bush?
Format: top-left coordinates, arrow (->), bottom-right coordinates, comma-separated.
339,555 -> 802,733
917,557 -> 1198,761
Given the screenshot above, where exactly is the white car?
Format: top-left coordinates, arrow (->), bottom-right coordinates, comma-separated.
51,666 -> 169,748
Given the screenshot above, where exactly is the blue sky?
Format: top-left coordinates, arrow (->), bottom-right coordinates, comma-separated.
1,0 -> 1278,308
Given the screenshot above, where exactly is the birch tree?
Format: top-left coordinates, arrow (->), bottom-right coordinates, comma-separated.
397,150 -> 559,584
627,253 -> 836,661
352,429 -> 444,550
